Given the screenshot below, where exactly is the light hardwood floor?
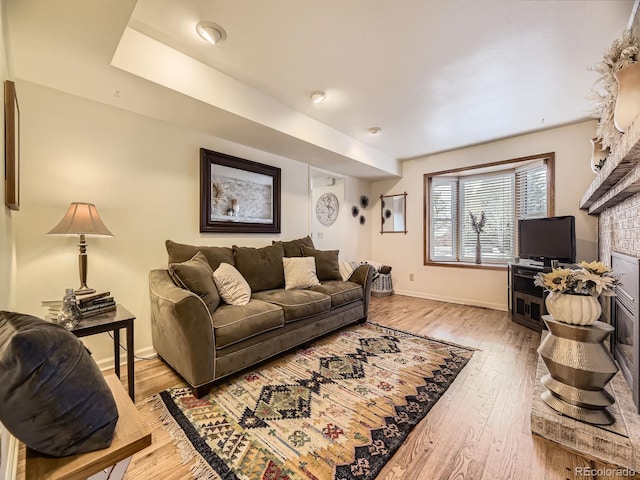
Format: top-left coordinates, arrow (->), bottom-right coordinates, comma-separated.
22,295 -> 640,479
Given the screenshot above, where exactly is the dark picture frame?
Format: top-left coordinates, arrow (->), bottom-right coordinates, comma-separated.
200,148 -> 281,233
4,80 -> 19,210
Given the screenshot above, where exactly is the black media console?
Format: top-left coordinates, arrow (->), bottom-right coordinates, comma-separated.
508,263 -> 547,332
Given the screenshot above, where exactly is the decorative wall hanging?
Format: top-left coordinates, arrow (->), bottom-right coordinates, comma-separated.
4,80 -> 19,210
360,195 -> 369,209
590,29 -> 638,149
351,205 -> 359,217
315,192 -> 339,226
200,148 -> 281,233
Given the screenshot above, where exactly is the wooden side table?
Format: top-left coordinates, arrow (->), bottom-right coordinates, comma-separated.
23,375 -> 152,480
71,305 -> 136,401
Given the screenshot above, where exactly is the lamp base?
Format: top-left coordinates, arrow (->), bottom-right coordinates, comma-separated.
75,286 -> 96,296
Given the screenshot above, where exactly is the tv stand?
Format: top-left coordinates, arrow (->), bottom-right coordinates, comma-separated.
508,263 -> 547,332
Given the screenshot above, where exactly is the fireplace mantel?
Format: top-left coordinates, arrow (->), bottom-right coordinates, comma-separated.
581,116 -> 640,214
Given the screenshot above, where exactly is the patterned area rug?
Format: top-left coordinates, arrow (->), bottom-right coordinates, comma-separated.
156,322 -> 474,480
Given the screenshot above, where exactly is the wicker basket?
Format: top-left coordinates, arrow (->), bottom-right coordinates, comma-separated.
371,273 -> 393,297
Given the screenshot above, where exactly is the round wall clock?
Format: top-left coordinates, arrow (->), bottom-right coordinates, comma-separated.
316,192 -> 339,226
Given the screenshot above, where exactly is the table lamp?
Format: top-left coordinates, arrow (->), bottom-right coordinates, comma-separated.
47,202 -> 114,295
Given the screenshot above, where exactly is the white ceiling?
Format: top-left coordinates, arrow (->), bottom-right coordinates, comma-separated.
5,0 -> 636,179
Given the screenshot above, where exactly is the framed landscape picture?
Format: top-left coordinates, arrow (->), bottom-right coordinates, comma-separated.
200,148 -> 281,233
4,80 -> 19,210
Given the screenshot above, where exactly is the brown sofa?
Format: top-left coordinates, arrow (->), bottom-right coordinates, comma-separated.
149,237 -> 375,397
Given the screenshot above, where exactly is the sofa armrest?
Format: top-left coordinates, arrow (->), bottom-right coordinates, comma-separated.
149,269 -> 215,388
348,265 -> 375,318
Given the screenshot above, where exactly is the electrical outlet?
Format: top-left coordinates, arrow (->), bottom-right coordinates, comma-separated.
409,274 -> 414,281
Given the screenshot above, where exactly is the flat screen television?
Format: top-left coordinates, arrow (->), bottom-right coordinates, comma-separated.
518,215 -> 576,267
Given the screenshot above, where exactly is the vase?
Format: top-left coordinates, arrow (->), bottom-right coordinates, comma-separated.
475,233 -> 481,264
614,62 -> 640,133
545,292 -> 601,326
590,137 -> 609,173
57,288 -> 82,330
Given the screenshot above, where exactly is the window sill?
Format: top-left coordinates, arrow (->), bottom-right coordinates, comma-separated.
424,261 -> 507,271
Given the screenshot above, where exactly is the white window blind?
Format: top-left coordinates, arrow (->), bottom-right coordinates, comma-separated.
430,178 -> 457,260
515,162 -> 547,219
459,172 -> 515,263
427,158 -> 549,265
515,162 -> 548,255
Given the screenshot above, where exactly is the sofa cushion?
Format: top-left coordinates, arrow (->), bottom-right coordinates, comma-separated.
273,235 -> 315,257
233,244 -> 285,292
252,289 -> 331,323
169,251 -> 220,315
0,311 -> 118,457
166,239 -> 234,271
210,300 -> 285,349
302,246 -> 341,281
213,263 -> 251,306
311,281 -> 363,308
283,257 -> 321,290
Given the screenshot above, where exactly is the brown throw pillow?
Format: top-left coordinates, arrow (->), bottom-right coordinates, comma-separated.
165,239 -> 234,271
302,246 -> 341,281
273,235 -> 315,257
169,251 -> 220,315
233,244 -> 285,292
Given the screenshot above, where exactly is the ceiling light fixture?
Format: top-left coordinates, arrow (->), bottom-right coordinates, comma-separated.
310,91 -> 327,104
369,127 -> 382,135
196,21 -> 227,45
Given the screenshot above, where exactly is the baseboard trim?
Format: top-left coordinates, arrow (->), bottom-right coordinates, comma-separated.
392,289 -> 508,312
95,346 -> 157,372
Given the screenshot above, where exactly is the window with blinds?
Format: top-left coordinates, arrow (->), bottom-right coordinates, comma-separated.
426,154 -> 552,265
460,172 -> 515,262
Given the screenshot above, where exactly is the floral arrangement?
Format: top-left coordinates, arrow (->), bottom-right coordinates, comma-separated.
534,261 -> 621,297
469,211 -> 487,234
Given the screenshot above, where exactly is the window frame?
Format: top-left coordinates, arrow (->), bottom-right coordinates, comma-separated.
424,152 -> 555,270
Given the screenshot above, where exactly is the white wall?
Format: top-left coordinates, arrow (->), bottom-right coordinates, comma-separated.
0,0 -> 14,311
13,80 -> 372,365
311,179 -> 345,252
371,121 -> 599,310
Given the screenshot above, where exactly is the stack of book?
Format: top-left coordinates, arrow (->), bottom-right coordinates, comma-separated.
76,291 -> 116,317
41,299 -> 64,322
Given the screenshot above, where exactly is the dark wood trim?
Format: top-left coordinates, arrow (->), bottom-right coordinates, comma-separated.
424,260 -> 507,271
4,80 -> 19,211
424,152 -> 555,177
200,148 -> 281,233
545,154 -> 556,216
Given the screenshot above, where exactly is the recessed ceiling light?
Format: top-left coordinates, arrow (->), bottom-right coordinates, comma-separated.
310,91 -> 327,104
196,21 -> 227,45
369,127 -> 382,135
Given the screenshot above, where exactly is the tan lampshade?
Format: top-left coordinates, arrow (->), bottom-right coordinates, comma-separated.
47,202 -> 113,237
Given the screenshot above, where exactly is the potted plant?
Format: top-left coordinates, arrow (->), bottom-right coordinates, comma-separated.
534,261 -> 620,325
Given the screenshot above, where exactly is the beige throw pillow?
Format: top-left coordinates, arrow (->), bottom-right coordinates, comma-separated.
213,263 -> 251,305
283,257 -> 321,290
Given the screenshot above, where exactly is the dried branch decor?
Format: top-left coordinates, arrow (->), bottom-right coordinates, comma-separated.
210,179 -> 229,213
590,29 -> 639,149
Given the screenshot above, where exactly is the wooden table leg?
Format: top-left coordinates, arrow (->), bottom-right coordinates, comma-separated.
126,319 -> 135,402
113,328 -> 120,379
